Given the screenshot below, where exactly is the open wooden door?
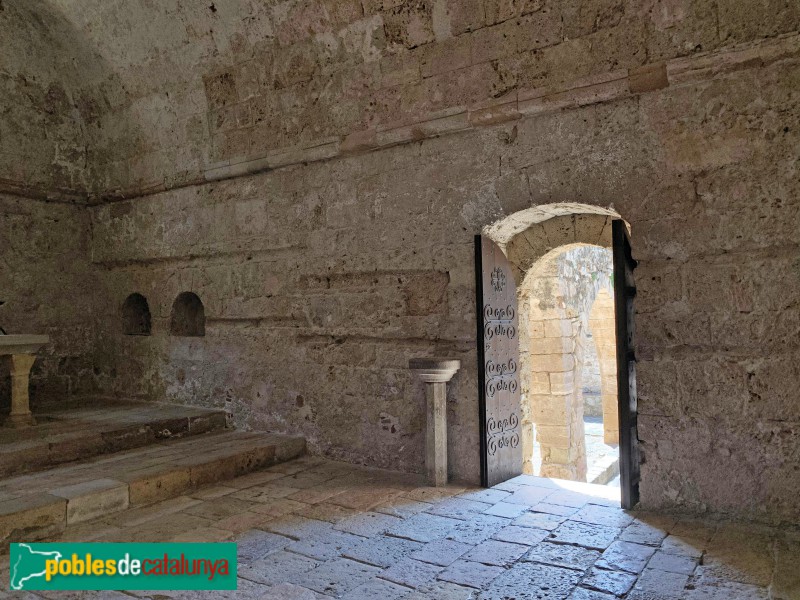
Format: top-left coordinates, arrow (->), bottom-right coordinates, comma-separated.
475,235 -> 523,488
612,220 -> 641,509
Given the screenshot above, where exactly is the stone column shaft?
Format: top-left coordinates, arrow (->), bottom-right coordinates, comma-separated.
426,381 -> 447,487
5,354 -> 38,427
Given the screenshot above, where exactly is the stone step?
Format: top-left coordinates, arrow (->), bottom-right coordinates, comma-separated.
0,401 -> 229,478
0,430 -> 305,545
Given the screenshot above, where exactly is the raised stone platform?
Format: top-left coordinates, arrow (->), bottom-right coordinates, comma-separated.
0,429 -> 305,544
0,401 -> 229,478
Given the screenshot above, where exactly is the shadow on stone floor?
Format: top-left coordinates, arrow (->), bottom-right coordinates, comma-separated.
0,457 -> 798,599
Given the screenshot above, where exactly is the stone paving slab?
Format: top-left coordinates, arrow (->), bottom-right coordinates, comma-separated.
477,561 -> 582,599
5,457 -> 799,600
291,557 -> 382,596
379,556 -> 444,588
437,558 -> 505,589
343,534 -> 424,568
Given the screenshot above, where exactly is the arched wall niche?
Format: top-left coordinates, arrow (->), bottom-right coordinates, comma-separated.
170,292 -> 205,337
483,204 -> 624,480
121,293 -> 152,336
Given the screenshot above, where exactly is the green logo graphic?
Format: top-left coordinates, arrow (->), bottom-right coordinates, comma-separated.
9,543 -> 237,591
10,544 -> 63,590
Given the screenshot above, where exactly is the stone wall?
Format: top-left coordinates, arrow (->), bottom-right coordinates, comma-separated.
90,33 -> 800,520
1,0 -> 799,523
0,194 -> 99,409
582,336 -> 602,417
0,1 -> 113,199
556,246 -> 614,419
20,0 -> 797,200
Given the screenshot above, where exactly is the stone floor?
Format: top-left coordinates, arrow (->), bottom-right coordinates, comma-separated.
584,418 -> 619,486
2,456 -> 798,599
532,418 -> 620,486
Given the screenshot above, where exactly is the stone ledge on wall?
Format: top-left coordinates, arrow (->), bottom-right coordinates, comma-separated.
84,30 -> 799,206
0,177 -> 88,206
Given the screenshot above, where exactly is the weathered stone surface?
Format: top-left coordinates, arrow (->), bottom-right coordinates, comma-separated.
568,588 -> 616,600
478,561 -> 582,599
3,0 -> 800,528
596,541 -> 652,574
645,550 -> 697,575
446,514 -> 509,545
581,567 -> 637,596
523,541 -> 601,571
380,557 -> 445,588
630,567 -> 691,599
286,529 -> 363,561
484,502 -> 528,518
239,551 -> 321,586
291,557 -> 382,597
620,518 -> 672,547
404,581 -> 477,600
464,539 -> 529,566
504,486 -> 555,506
259,583 -> 327,600
50,478 -> 129,525
235,529 -> 293,563
513,511 -> 566,530
334,510 -> 404,537
412,538 -> 474,567
1,456 -> 799,600
388,512 -> 462,543
492,524 -> 549,546
0,493 -> 66,543
342,577 -> 413,600
426,498 -> 491,520
437,559 -> 504,589
548,520 -> 621,550
344,534 -> 424,568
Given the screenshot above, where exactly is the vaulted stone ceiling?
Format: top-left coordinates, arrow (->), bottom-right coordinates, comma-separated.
2,0 -> 279,198
0,0 -> 105,196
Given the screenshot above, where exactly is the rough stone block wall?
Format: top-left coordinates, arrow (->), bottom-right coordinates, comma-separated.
582,336 -> 603,417
18,0 -> 796,200
0,194 -> 100,409
90,38 -> 800,519
0,2 -> 112,198
1,0 -> 799,524
589,289 -> 619,445
556,246 -> 614,418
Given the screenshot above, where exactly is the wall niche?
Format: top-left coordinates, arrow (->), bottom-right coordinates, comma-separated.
170,292 -> 205,337
121,293 -> 152,336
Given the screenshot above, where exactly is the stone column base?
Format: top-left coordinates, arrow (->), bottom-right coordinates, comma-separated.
3,413 -> 37,428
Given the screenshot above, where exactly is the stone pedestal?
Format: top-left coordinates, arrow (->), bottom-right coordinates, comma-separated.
5,354 -> 38,427
409,358 -> 460,487
0,335 -> 49,428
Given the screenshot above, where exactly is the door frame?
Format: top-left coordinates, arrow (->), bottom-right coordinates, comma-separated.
475,221 -> 640,508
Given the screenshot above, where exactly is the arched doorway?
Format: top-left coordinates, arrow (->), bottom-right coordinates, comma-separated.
476,204 -> 639,508
521,244 -> 618,484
